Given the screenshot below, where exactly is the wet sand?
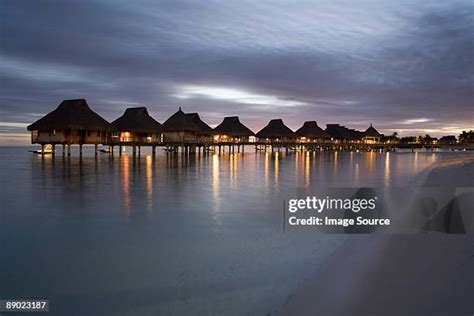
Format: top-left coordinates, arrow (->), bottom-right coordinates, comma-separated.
282,155 -> 474,316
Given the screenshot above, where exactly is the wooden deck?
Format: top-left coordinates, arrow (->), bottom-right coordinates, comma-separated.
33,140 -> 474,156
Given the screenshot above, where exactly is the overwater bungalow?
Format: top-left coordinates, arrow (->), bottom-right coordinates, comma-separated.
111,107 -> 162,144
325,124 -> 348,143
213,116 -> 255,143
325,124 -> 363,143
161,107 -> 200,143
186,113 -> 214,143
295,121 -> 330,143
256,119 -> 295,142
362,124 -> 382,144
27,99 -> 113,154
347,128 -> 363,142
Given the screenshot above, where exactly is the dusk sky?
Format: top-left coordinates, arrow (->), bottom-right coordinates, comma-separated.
1,0 -> 473,144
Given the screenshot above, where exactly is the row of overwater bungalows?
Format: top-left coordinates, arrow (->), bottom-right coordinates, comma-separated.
27,99 -> 382,148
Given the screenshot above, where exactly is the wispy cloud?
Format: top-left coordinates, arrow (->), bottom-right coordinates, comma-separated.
401,118 -> 433,124
174,85 -> 307,107
0,122 -> 29,128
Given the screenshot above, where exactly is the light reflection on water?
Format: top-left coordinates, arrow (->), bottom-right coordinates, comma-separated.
145,155 -> 153,211
121,154 -> 131,212
384,152 -> 390,187
23,148 -> 448,216
212,153 -> 221,226
1,147 -> 468,315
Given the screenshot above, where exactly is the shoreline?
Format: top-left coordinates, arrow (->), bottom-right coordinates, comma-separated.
280,155 -> 474,315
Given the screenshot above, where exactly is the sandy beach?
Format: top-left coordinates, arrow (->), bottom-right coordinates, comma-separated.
282,154 -> 474,315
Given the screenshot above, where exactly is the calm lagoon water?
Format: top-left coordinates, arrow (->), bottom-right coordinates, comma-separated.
0,146 -> 472,315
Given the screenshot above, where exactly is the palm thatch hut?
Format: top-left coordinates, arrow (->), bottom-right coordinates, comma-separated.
325,124 -> 363,143
295,121 -> 330,143
161,107 -> 200,142
185,113 -> 214,143
362,124 -> 382,144
256,119 -> 295,142
111,107 -> 162,144
325,124 -> 346,143
27,99 -> 113,147
213,116 -> 255,143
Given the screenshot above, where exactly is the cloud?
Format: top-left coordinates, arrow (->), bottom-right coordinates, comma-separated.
401,118 -> 433,125
174,85 -> 307,108
0,0 -> 472,142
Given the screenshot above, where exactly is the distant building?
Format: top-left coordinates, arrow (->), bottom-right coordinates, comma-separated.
362,124 -> 382,144
185,113 -> 214,143
27,99 -> 112,146
325,124 -> 363,143
213,116 -> 255,143
161,107 -> 200,143
256,119 -> 295,142
295,121 -> 330,143
111,107 -> 162,144
459,130 -> 474,144
439,135 -> 457,144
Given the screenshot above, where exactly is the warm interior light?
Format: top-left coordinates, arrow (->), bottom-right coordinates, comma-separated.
120,132 -> 132,142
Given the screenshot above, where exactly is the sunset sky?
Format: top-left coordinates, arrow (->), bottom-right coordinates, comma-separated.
1,0 -> 473,144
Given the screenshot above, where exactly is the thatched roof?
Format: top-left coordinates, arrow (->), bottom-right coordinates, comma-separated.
325,124 -> 363,140
364,124 -> 382,137
186,113 -> 214,135
27,99 -> 113,131
295,121 -> 329,138
347,128 -> 363,140
214,116 -> 254,137
256,119 -> 295,138
162,107 -> 200,132
112,107 -> 162,133
325,124 -> 346,139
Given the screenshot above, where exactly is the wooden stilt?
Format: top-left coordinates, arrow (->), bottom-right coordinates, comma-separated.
62,144 -> 66,155
94,144 -> 98,156
79,144 -> 83,156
